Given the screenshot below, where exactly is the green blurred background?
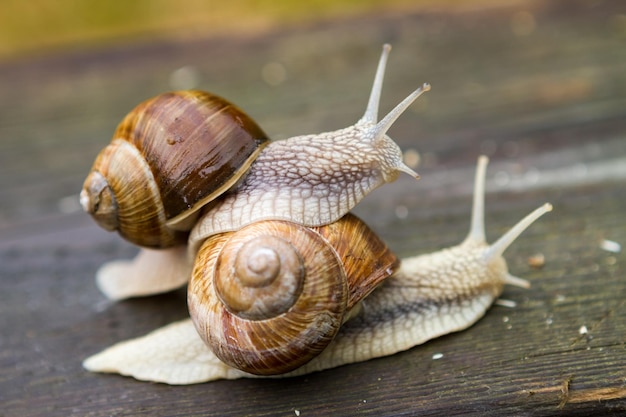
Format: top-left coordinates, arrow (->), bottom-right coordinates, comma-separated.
0,0 -> 465,60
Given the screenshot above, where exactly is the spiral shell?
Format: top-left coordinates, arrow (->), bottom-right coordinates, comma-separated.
80,90 -> 269,248
188,214 -> 399,375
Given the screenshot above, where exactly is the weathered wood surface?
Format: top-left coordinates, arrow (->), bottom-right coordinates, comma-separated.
1,1 -> 625,415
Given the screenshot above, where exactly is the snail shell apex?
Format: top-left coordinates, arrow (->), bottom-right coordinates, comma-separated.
81,139 -> 186,247
188,213 -> 398,375
215,233 -> 306,320
80,90 -> 269,248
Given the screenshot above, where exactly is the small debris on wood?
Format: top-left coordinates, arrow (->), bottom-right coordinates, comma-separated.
495,299 -> 517,308
600,239 -> 621,253
527,253 -> 546,268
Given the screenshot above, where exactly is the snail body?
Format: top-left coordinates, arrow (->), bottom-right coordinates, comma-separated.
80,46 -> 552,383
188,87 -> 425,243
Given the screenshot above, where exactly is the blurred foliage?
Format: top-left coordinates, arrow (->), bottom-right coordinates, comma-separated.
0,0 -> 465,59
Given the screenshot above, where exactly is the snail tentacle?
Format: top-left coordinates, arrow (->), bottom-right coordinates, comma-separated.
360,44 -> 391,125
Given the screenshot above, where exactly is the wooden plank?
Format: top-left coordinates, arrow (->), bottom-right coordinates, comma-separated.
1,0 -> 625,415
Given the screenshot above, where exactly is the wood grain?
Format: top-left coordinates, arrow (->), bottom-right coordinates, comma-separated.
1,0 -> 625,415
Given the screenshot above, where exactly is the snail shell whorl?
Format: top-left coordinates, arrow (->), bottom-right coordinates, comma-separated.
81,139 -> 185,247
188,214 -> 399,375
81,90 -> 269,248
214,230 -> 307,320
189,220 -> 348,375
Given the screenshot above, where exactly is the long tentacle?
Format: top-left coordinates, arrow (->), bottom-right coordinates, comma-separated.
360,44 -> 391,125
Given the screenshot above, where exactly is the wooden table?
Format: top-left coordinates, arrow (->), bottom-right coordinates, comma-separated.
1,1 -> 625,415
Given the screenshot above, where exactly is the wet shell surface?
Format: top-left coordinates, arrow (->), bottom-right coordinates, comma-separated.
80,90 -> 269,247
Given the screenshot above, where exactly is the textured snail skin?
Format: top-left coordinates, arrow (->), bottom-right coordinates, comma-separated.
83,157 -> 552,384
189,122 -> 421,247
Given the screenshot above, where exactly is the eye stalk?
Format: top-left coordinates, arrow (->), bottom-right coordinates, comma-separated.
359,44 -> 429,180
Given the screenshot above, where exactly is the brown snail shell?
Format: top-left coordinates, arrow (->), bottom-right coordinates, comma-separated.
80,90 -> 269,248
188,213 -> 399,375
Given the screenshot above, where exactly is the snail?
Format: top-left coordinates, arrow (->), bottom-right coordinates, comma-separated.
80,45 -> 552,384
80,89 -> 271,248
